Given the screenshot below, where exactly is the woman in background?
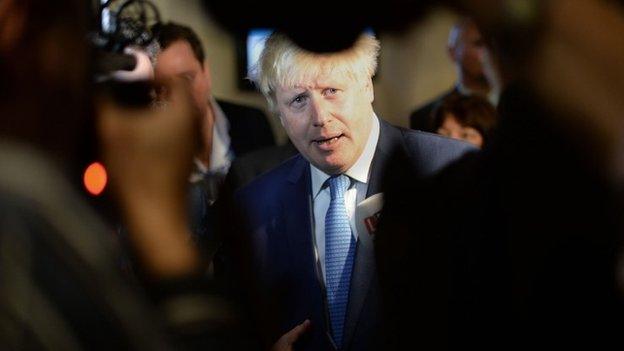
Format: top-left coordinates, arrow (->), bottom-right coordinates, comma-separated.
432,94 -> 498,148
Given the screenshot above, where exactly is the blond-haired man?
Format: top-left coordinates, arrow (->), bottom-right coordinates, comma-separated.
232,32 -> 475,351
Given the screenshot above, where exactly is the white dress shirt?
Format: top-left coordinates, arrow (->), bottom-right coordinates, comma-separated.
310,113 -> 380,283
189,97 -> 234,183
208,96 -> 234,175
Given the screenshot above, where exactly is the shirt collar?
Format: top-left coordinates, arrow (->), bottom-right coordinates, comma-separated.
209,96 -> 233,174
189,157 -> 210,183
310,113 -> 380,198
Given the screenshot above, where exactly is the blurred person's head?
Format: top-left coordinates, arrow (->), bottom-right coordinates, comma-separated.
152,22 -> 214,165
152,22 -> 211,118
255,32 -> 380,175
448,18 -> 490,94
0,0 -> 91,167
432,94 -> 497,148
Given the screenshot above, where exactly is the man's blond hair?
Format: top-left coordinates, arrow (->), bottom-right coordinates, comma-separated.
253,32 -> 380,112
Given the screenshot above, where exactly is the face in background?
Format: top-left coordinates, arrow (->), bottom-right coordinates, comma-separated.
449,22 -> 489,86
437,113 -> 484,148
275,71 -> 375,175
154,40 -> 211,117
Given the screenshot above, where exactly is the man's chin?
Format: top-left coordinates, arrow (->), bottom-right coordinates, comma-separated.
309,157 -> 349,175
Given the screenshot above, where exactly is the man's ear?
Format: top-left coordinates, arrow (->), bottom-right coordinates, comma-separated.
365,77 -> 374,103
202,60 -> 212,94
0,0 -> 26,53
277,112 -> 285,127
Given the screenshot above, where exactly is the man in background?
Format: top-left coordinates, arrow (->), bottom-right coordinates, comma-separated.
409,18 -> 498,131
152,22 -> 277,255
152,22 -> 276,202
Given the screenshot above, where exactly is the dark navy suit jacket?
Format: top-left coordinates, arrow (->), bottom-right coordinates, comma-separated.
409,87 -> 460,132
234,118 -> 476,350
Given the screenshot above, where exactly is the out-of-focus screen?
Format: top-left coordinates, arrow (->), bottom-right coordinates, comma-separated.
246,28 -> 274,81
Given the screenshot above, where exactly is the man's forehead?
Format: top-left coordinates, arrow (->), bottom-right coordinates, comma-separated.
277,72 -> 355,92
156,41 -> 200,68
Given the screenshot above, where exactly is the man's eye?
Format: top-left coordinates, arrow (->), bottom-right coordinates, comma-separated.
324,88 -> 339,96
180,73 -> 194,83
290,94 -> 308,107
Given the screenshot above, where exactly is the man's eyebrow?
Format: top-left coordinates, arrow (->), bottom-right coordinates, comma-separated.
290,91 -> 309,101
283,87 -> 306,96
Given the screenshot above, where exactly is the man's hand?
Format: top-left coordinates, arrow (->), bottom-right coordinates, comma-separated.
97,79 -> 202,278
271,319 -> 311,351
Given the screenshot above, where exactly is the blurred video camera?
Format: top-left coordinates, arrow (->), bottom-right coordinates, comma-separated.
91,0 -> 161,106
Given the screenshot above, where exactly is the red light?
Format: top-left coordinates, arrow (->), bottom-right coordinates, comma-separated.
83,162 -> 107,196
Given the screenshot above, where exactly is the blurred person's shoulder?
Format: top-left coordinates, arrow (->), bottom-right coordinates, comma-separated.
0,141 -> 118,259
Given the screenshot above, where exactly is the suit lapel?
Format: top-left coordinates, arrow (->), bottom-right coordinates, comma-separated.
283,157 -> 314,267
282,156 -> 330,340
343,119 -> 403,348
366,120 -> 404,198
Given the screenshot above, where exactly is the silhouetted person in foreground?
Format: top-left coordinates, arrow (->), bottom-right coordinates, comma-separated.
377,1 -> 624,350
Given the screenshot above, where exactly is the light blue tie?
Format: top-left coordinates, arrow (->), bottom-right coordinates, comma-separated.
325,175 -> 356,349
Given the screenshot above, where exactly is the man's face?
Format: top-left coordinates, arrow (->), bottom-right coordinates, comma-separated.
452,24 -> 488,84
275,72 -> 374,175
154,40 -> 210,116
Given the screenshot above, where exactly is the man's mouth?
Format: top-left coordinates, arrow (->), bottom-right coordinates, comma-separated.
313,134 -> 344,145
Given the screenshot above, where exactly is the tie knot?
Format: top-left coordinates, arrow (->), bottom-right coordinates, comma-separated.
328,175 -> 350,200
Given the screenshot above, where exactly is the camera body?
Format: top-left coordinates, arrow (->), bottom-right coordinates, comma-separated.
91,0 -> 162,106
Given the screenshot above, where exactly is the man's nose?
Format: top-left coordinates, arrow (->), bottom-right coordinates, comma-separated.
310,96 -> 329,127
